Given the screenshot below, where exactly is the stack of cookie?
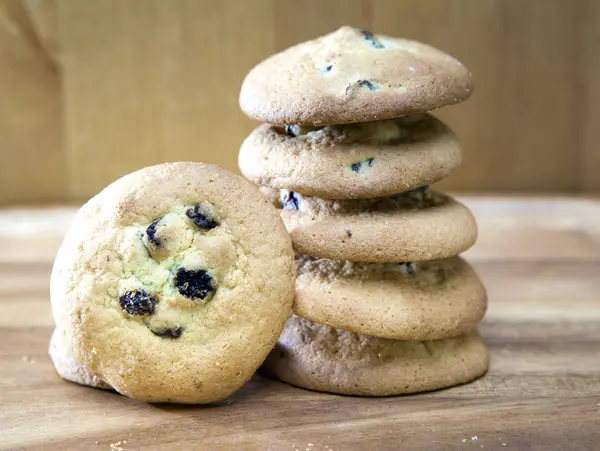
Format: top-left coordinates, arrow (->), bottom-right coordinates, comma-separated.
238,27 -> 489,396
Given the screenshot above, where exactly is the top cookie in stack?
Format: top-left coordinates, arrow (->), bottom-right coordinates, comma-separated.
240,26 -> 471,126
238,27 -> 488,396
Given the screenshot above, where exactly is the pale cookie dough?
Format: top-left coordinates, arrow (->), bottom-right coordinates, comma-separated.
239,114 -> 462,199
49,328 -> 112,390
240,26 -> 472,125
269,188 -> 477,262
294,256 -> 487,340
261,316 -> 489,396
50,162 -> 295,403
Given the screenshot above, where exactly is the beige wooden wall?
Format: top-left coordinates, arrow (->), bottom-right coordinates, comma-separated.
1,0 -> 599,205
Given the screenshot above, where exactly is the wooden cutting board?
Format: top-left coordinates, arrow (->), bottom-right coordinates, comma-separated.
1,197 -> 599,450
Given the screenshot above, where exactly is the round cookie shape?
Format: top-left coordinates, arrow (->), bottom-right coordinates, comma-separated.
239,114 -> 462,199
273,188 -> 477,262
240,26 -> 472,125
261,316 -> 489,396
50,162 -> 295,403
293,256 -> 487,340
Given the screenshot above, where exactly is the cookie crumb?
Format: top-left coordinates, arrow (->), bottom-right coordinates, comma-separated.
472,436 -> 478,441
461,439 -> 467,443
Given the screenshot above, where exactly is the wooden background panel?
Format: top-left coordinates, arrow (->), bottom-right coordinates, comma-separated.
0,0 -> 64,204
0,0 -> 599,204
373,0 -> 584,193
274,0 -> 371,50
58,0 -> 273,199
581,0 -> 600,192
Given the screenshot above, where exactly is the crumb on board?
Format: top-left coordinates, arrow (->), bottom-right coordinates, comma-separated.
472,436 -> 478,441
109,440 -> 127,450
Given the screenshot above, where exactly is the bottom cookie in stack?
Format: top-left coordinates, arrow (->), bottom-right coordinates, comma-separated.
262,315 -> 488,396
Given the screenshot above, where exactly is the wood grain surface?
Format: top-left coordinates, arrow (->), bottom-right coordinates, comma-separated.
1,197 -> 599,450
1,0 -> 600,205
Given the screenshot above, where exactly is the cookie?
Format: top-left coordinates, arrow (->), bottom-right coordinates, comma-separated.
240,26 -> 472,125
50,162 -> 295,403
239,114 -> 461,199
49,328 -> 112,390
294,255 -> 487,340
262,316 -> 489,396
270,188 -> 477,262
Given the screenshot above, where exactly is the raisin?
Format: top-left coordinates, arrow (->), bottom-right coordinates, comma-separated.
398,262 -> 415,274
357,79 -> 377,91
119,290 -> 157,315
284,125 -> 296,137
186,205 -> 218,230
345,229 -> 352,238
360,30 -> 384,49
324,65 -> 332,72
174,268 -> 216,300
346,80 -> 378,95
152,326 -> 183,339
145,218 -> 161,246
281,191 -> 300,210
350,157 -> 375,173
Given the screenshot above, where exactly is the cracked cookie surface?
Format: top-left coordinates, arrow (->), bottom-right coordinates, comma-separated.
261,315 -> 488,396
240,114 -> 462,199
240,26 -> 472,125
50,162 -> 295,403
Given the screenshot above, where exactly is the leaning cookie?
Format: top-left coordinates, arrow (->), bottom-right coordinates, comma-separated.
239,114 -> 462,199
50,162 -> 295,403
240,26 -> 472,125
273,188 -> 477,262
294,255 -> 487,340
262,316 -> 489,396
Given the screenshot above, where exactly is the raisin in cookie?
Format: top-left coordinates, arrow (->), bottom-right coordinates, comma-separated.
50,162 -> 295,403
240,26 -> 472,125
262,316 -> 488,396
239,114 -> 461,199
294,255 -> 486,340
268,187 -> 477,262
